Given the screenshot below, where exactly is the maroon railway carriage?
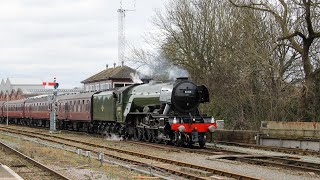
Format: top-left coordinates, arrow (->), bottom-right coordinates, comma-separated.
25,96 -> 50,126
3,99 -> 25,124
56,92 -> 96,130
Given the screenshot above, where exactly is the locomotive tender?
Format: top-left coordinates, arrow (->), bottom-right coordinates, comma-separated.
0,78 -> 216,147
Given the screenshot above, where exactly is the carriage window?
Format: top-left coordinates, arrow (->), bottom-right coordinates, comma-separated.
74,101 -> 76,112
68,101 -> 71,111
85,101 -> 89,111
81,100 -> 84,112
65,103 -> 68,111
77,101 -> 80,112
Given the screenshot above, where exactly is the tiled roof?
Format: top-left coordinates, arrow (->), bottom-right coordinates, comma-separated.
81,66 -> 137,83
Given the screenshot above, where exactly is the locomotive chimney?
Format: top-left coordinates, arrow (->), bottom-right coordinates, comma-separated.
176,77 -> 188,82
106,64 -> 108,69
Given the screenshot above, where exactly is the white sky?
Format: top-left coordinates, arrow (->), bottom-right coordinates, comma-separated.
0,0 -> 168,88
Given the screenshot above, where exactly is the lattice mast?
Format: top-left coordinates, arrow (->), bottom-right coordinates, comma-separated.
117,0 -> 135,67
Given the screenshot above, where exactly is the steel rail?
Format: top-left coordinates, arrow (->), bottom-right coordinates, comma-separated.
126,140 -> 246,156
0,127 -> 211,180
216,141 -> 320,157
223,156 -> 320,175
0,126 -> 260,180
0,141 -> 71,180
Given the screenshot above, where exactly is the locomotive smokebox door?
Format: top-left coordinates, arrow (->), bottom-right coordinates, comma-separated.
172,80 -> 200,113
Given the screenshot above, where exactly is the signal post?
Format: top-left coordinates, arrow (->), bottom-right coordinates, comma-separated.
47,78 -> 60,133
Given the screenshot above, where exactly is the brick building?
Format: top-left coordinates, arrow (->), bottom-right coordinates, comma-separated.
0,78 -> 45,101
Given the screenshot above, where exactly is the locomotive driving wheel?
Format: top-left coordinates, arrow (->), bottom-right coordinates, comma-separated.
133,129 -> 138,140
143,128 -> 151,142
147,129 -> 154,142
133,128 -> 142,141
138,128 -> 144,141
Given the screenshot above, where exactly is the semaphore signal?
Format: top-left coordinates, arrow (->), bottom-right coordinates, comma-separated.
42,77 -> 59,89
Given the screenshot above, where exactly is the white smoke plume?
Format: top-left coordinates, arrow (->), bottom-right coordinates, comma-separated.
130,72 -> 143,83
169,66 -> 189,80
104,133 -> 123,141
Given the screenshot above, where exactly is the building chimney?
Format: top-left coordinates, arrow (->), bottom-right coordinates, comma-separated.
106,64 -> 108,69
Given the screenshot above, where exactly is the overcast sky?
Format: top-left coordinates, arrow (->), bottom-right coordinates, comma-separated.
0,0 -> 168,88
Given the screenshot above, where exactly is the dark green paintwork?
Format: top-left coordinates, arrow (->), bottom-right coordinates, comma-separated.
93,92 -> 116,121
131,97 -> 160,107
92,83 -> 171,123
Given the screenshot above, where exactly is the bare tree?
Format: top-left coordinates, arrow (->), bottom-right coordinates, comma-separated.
154,0 -> 286,128
128,0 -> 318,129
229,0 -> 320,120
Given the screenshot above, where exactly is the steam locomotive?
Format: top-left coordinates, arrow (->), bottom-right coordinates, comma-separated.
0,78 -> 216,147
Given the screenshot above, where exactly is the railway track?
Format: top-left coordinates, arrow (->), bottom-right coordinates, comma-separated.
219,155 -> 320,175
216,141 -> 320,157
0,126 -> 260,180
0,141 -> 70,180
129,140 -> 320,175
4,125 -> 246,156
126,140 -> 247,156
